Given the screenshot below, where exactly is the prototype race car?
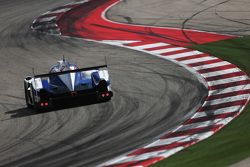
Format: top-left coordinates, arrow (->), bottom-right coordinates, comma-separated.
24,59 -> 113,110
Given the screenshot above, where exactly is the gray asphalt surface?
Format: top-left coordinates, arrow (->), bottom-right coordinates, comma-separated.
0,0 -> 207,166
229,157 -> 250,167
108,0 -> 250,36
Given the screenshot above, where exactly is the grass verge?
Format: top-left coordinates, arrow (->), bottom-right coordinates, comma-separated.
151,36 -> 250,167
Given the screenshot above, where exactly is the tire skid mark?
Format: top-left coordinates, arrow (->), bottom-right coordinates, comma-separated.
181,0 -> 232,44
215,9 -> 250,26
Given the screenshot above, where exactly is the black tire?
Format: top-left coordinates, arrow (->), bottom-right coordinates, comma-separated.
97,80 -> 108,92
104,97 -> 111,102
33,104 -> 39,112
24,82 -> 33,108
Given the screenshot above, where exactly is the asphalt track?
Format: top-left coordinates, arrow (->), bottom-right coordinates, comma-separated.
0,0 -> 207,166
1,0 -> 249,166
108,0 -> 250,36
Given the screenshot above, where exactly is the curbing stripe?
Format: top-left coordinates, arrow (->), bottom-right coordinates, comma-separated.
146,136 -> 189,148
165,50 -> 203,59
210,80 -> 250,90
194,105 -> 242,118
206,71 -> 246,81
185,112 -> 237,124
209,84 -> 250,95
149,47 -> 185,54
207,89 -> 250,100
207,75 -> 248,86
188,58 -> 223,67
175,53 -> 209,61
204,94 -> 249,106
104,157 -> 164,167
179,117 -> 233,131
197,64 -> 236,73
201,68 -> 241,77
160,125 -> 222,139
126,41 -> 154,47
193,61 -> 231,70
128,140 -> 197,156
145,44 -> 175,51
160,48 -> 193,56
146,132 -> 213,148
132,43 -> 169,49
200,99 -> 248,111
181,56 -> 218,64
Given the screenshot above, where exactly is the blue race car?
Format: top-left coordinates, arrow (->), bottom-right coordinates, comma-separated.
24,59 -> 113,110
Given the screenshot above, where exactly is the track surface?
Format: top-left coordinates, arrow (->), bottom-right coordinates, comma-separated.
0,0 -> 206,166
108,0 -> 250,36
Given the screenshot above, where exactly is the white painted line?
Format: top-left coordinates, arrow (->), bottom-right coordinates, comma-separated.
98,156 -> 131,167
209,84 -> 250,95
101,40 -> 139,46
149,47 -> 185,54
204,94 -> 249,106
146,136 -> 189,148
207,76 -> 248,86
180,117 -> 232,131
193,61 -> 231,70
146,131 -> 214,148
167,50 -> 203,59
99,150 -> 166,166
201,68 -> 241,78
153,133 -> 212,159
195,106 -> 241,118
181,57 -> 218,64
132,43 -> 169,50
111,150 -> 166,164
158,147 -> 184,158
100,143 -> 199,166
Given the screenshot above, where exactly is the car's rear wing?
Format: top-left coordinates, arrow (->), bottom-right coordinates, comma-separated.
34,65 -> 107,78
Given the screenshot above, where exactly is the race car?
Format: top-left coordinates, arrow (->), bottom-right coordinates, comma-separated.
24,59 -> 113,110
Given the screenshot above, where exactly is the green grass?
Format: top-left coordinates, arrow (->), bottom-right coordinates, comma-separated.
151,36 -> 250,167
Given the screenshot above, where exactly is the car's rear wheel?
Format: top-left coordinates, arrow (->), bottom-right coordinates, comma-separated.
24,82 -> 33,108
97,80 -> 108,92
